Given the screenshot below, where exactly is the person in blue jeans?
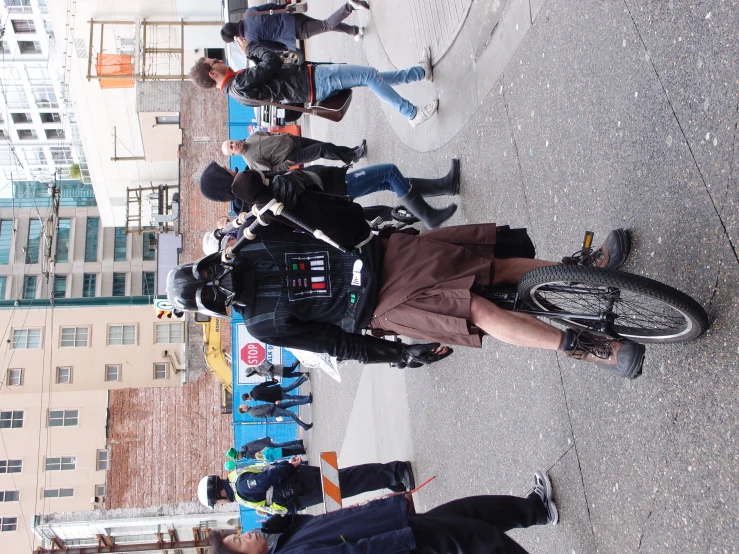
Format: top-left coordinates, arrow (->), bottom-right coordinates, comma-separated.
190,41 -> 439,127
200,159 -> 461,230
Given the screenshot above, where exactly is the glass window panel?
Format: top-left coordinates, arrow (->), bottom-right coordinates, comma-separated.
56,367 -> 71,383
18,40 -> 41,54
7,369 -> 22,386
142,231 -> 156,261
82,273 -> 96,297
12,329 -> 41,348
53,275 -> 66,298
60,327 -> 87,347
0,276 -> 6,298
0,516 -> 18,532
22,275 -> 37,299
4,84 -> 29,108
0,220 -> 11,264
0,411 -> 23,428
26,219 -> 42,263
107,325 -> 135,345
96,450 -> 108,470
142,271 -> 155,295
84,218 -> 98,261
39,112 -> 60,123
55,218 -> 71,262
0,460 -> 22,473
11,112 -> 32,123
17,129 -> 37,140
49,146 -> 73,165
0,490 -> 20,501
112,273 -> 126,296
105,365 -> 120,381
155,323 -> 183,344
49,409 -> 78,427
154,363 -> 168,379
114,227 -> 127,261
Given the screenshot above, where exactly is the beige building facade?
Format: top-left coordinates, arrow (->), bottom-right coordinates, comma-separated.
0,304 -> 186,553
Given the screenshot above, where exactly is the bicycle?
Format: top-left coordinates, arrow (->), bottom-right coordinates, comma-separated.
479,231 -> 708,344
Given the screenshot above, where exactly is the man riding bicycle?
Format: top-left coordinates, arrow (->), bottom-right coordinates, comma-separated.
167,175 -> 644,378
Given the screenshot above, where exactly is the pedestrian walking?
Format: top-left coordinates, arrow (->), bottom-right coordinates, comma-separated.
207,470 -> 558,554
197,457 -> 414,514
222,133 -> 366,172
236,438 -> 306,460
245,359 -> 306,380
189,43 -> 438,127
220,1 -> 371,52
242,375 -> 311,404
255,445 -> 304,462
238,402 -> 312,430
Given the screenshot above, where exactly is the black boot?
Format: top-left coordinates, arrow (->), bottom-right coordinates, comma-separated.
399,188 -> 457,230
408,158 -> 460,197
351,139 -> 367,163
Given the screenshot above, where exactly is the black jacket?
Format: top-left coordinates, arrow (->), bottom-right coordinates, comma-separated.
249,381 -> 283,402
225,43 -> 311,107
241,437 -> 275,458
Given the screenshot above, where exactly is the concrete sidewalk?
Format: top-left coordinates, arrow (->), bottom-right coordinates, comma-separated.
300,1 -> 739,552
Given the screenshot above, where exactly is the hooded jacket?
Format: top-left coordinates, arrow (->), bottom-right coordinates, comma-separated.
241,3 -> 297,53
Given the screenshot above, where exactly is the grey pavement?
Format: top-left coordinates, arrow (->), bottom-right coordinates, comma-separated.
297,1 -> 738,552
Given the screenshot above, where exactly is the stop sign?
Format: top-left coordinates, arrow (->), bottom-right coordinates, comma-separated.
241,342 -> 266,366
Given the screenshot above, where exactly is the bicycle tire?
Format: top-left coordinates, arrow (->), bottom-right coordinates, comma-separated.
517,265 -> 708,343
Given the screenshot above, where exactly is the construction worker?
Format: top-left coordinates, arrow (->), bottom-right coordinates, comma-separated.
197,457 -> 414,515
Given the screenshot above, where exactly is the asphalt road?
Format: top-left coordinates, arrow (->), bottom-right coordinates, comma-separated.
298,1 -> 738,552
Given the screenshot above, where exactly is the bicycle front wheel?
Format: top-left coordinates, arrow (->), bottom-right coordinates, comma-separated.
517,266 -> 708,343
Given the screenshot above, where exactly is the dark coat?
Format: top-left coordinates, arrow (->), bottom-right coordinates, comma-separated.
241,437 -> 275,458
225,43 -> 311,107
269,495 -> 415,554
245,404 -> 279,418
249,381 -> 283,402
242,3 -> 297,53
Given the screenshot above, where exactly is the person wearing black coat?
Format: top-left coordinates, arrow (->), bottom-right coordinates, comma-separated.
241,375 -> 311,404
189,42 -> 439,127
238,402 -> 312,430
238,437 -> 306,460
207,471 -> 559,554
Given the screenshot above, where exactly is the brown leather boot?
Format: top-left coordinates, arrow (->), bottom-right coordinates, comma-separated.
562,229 -> 630,270
561,329 -> 645,379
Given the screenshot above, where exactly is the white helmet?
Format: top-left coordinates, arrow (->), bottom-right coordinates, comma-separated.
202,231 -> 221,255
197,475 -> 220,508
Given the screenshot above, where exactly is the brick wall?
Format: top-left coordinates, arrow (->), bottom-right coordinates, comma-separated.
136,81 -> 183,113
179,82 -> 232,356
106,374 -> 233,509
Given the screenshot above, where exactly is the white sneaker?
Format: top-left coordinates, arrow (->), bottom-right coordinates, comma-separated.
354,27 -> 364,41
418,47 -> 433,82
347,0 -> 370,10
409,100 -> 438,127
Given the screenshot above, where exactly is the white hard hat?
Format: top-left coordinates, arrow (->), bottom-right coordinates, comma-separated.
197,475 -> 219,508
203,231 -> 221,255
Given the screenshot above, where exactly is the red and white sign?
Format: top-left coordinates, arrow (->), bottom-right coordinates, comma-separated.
235,324 -> 283,384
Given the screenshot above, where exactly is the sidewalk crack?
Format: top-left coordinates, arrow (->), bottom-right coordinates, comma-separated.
501,76 -> 533,228
622,0 -> 739,266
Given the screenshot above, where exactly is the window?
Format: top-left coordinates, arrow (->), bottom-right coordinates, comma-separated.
22,147 -> 46,165
55,218 -> 70,262
105,364 -> 120,381
18,40 -> 41,54
45,456 -> 75,471
0,516 -> 17,532
26,218 -> 42,263
0,41 -> 9,54
155,115 -> 180,125
5,0 -> 32,14
112,273 -> 126,296
0,220 -> 12,264
84,218 -> 99,261
0,490 -> 19,502
107,324 -> 135,345
6,369 -> 23,386
0,460 -> 22,473
17,128 -> 37,140
53,275 -> 66,298
82,273 -> 96,297
155,323 -> 183,344
95,484 -> 106,498
11,19 -> 35,33
0,276 -> 6,298
142,271 -> 155,295
60,327 -> 88,347
49,146 -> 73,164
12,329 -> 41,349
22,275 -> 37,299
11,112 -> 32,123
39,112 -> 61,123
113,227 -> 127,261
4,84 -> 29,109
96,450 -> 109,470
48,409 -> 78,427
44,129 -> 64,140
142,231 -> 156,261
0,411 -> 23,429
43,488 -> 74,498
153,363 -> 169,380
55,367 -> 72,384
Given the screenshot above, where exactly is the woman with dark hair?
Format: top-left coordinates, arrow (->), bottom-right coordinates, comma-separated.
220,1 -> 370,52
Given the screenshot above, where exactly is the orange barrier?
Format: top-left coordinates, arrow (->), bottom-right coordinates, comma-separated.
319,451 -> 342,512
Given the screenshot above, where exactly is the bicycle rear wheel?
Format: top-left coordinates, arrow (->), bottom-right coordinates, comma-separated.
517,266 -> 708,343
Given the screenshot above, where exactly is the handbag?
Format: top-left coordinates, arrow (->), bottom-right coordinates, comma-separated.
242,2 -> 309,16
247,88 -> 353,123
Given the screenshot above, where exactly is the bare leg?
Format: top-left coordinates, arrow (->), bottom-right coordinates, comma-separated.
470,294 -> 563,350
493,258 -> 559,285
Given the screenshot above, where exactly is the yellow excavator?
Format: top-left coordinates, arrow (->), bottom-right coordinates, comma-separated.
194,313 -> 233,407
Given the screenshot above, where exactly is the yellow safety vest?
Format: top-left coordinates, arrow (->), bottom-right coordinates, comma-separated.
228,467 -> 290,515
